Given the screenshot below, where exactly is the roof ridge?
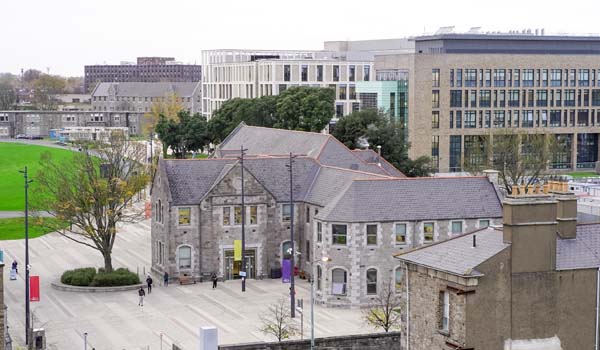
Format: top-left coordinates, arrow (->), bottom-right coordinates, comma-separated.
242,124 -> 330,137
354,176 -> 488,181
394,226 -> 492,258
318,164 -> 392,178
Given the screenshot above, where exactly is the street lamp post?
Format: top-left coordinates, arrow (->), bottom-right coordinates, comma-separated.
83,332 -> 88,350
19,167 -> 33,346
287,153 -> 297,318
239,146 -> 248,292
310,256 -> 331,350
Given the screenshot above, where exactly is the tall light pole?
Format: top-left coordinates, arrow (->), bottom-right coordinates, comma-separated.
311,256 -> 331,350
239,146 -> 248,292
286,153 -> 297,317
19,166 -> 33,346
84,332 -> 88,350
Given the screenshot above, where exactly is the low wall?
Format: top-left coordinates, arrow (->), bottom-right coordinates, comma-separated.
51,281 -> 143,293
219,332 -> 401,350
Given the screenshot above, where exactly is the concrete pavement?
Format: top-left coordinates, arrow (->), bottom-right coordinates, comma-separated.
0,218 -> 374,350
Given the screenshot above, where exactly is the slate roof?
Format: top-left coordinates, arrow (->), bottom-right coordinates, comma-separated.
352,149 -> 405,177
92,82 -> 199,97
395,227 -> 510,277
319,177 -> 503,223
215,123 -> 404,177
556,224 -> 600,270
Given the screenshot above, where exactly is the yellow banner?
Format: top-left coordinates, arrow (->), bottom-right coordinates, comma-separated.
234,240 -> 242,261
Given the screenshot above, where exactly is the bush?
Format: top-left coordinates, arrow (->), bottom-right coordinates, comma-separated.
61,267 -> 140,287
90,268 -> 140,287
61,267 -> 96,286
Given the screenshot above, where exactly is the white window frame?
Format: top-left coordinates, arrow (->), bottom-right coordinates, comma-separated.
441,290 -> 450,332
422,222 -> 435,244
176,244 -> 192,271
331,268 -> 347,296
366,268 -> 378,295
365,224 -> 378,246
394,222 -> 409,246
177,207 -> 192,226
478,219 -> 491,228
282,204 -> 292,222
450,220 -> 464,236
331,223 -> 348,246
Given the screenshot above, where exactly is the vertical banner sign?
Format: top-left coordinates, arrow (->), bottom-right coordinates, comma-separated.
30,276 -> 40,302
234,240 -> 242,261
282,259 -> 291,283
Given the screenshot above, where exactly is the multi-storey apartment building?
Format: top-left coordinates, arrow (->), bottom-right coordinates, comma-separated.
84,57 -> 201,93
201,39 -> 414,125
375,32 -> 600,173
90,82 -> 202,114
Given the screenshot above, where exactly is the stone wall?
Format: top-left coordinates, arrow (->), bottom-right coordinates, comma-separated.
218,332 -> 401,350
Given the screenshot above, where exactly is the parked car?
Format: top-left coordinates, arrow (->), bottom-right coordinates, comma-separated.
27,135 -> 43,140
14,134 -> 27,139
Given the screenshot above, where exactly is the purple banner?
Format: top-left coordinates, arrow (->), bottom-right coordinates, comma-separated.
282,259 -> 291,283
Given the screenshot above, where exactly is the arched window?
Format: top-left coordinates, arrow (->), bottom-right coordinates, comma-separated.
331,268 -> 347,295
316,265 -> 322,291
178,246 -> 192,270
366,268 -> 377,295
282,241 -> 292,260
395,267 -> 404,293
158,199 -> 162,222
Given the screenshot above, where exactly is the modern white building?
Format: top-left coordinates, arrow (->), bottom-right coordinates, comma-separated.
201,39 -> 415,125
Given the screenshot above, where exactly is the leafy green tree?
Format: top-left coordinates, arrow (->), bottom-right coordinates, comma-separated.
275,86 -> 335,131
332,109 -> 433,177
155,110 -> 210,158
32,133 -> 149,272
208,87 -> 334,143
33,74 -> 67,110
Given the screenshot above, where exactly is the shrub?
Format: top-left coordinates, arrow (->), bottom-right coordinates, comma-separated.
90,268 -> 140,287
61,267 -> 140,287
61,267 -> 96,286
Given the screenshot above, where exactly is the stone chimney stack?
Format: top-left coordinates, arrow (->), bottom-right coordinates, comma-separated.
483,169 -> 499,185
548,181 -> 578,239
503,188 -> 558,273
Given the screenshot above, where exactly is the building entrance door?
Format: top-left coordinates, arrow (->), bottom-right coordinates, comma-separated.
224,249 -> 256,280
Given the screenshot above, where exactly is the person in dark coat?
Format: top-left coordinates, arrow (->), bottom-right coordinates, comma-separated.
138,287 -> 145,306
146,275 -> 153,294
211,273 -> 218,289
163,271 -> 169,287
11,260 -> 18,273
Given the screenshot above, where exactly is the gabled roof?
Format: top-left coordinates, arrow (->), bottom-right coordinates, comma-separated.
352,149 -> 405,177
318,177 -> 503,223
215,123 -> 405,177
556,224 -> 600,270
395,227 -> 510,277
92,82 -> 199,97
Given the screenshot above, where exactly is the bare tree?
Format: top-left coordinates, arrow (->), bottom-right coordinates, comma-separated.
259,298 -> 298,342
143,92 -> 184,135
463,130 -> 564,194
363,282 -> 402,332
32,133 -> 150,272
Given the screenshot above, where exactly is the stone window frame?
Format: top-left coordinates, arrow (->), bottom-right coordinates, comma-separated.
449,220 -> 464,236
316,221 -> 323,243
438,289 -> 450,333
222,206 -> 231,226
366,267 -> 378,295
316,264 -> 323,291
478,218 -> 491,229
421,221 -> 436,244
394,222 -> 410,247
331,267 -> 348,296
177,207 -> 192,226
176,244 -> 193,272
365,223 -> 379,246
282,203 -> 292,222
331,223 -> 348,246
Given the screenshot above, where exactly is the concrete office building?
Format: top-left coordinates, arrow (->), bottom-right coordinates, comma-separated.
84,57 -> 201,93
0,110 -> 146,137
90,82 -> 202,114
150,123 -> 503,307
201,39 -> 414,124
395,182 -> 600,350
375,30 -> 600,173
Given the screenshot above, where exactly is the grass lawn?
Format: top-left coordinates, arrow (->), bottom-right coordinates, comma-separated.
0,142 -> 75,211
0,217 -> 66,240
567,171 -> 599,179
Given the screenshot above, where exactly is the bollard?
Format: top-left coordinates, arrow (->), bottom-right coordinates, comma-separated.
199,326 -> 218,350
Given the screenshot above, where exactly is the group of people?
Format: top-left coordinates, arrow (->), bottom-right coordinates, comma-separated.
137,272 -> 219,306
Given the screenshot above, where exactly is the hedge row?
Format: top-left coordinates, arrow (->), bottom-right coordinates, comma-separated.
61,267 -> 140,287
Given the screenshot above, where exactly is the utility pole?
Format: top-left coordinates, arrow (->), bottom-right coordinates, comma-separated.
19,166 -> 33,346
149,131 -> 154,165
287,153 -> 297,318
240,146 -> 248,292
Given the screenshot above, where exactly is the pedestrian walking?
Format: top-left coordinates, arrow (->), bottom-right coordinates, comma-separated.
163,271 -> 169,287
11,260 -> 18,274
138,287 -> 145,306
211,273 -> 218,289
146,275 -> 153,294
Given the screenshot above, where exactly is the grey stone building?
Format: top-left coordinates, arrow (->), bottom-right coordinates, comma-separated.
91,82 -> 201,114
151,125 -> 503,306
0,110 -> 146,137
395,183 -> 599,350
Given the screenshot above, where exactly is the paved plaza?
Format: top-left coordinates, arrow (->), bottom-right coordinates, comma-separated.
1,219 -> 373,350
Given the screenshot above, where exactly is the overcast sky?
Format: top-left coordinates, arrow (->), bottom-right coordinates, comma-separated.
2,0 -> 600,77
